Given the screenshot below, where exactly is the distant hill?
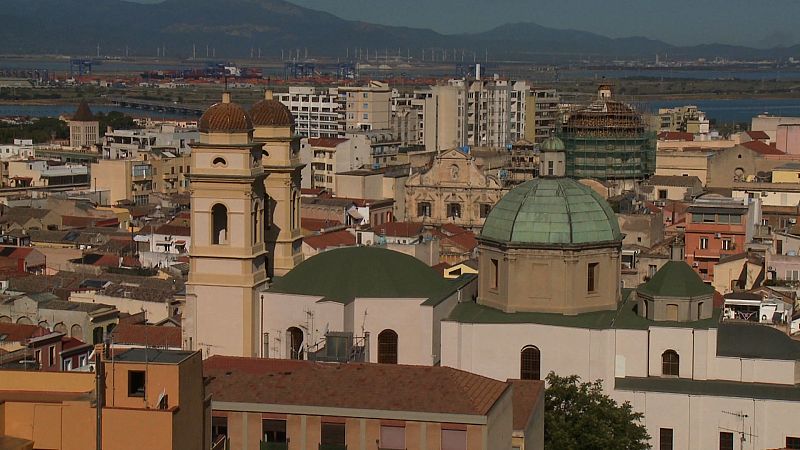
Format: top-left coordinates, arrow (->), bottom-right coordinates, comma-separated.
0,0 -> 796,61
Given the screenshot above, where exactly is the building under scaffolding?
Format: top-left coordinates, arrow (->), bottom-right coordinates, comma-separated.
559,85 -> 656,184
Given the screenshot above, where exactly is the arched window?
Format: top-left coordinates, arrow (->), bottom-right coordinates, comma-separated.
662,350 -> 679,376
212,204 -> 228,245
212,157 -> 227,167
377,329 -> 398,364
53,322 -> 67,334
0,315 -> 11,323
38,321 -> 50,330
70,324 -> 83,338
16,316 -> 32,325
521,346 -> 541,380
287,327 -> 304,360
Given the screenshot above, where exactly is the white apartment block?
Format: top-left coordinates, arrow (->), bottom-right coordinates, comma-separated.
277,86 -> 344,139
102,124 -> 198,159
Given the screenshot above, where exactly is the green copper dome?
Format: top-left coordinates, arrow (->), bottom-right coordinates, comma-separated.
480,177 -> 622,246
540,136 -> 565,152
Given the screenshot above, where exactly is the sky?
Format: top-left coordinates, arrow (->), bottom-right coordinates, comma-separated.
128,0 -> 800,48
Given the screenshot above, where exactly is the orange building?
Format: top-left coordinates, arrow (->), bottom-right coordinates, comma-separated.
205,357 -> 544,450
0,347 -> 209,450
684,194 -> 750,283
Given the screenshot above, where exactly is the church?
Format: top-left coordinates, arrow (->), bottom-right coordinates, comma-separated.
186,97 -> 800,449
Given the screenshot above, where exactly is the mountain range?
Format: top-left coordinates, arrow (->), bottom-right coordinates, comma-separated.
1,0 -> 798,62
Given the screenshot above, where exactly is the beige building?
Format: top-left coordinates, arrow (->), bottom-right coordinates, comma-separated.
250,90 -> 304,277
655,149 -> 713,184
405,148 -> 505,230
340,81 -> 392,132
523,89 -> 560,144
92,151 -> 190,206
69,101 -> 99,149
185,92 -> 268,358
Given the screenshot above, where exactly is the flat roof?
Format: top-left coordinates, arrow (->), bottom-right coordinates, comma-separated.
113,348 -> 195,364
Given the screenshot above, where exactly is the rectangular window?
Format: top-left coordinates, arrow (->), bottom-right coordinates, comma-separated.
128,370 -> 146,397
447,203 -> 462,218
719,432 -> 733,450
321,423 -> 346,447
700,238 -> 709,250
587,262 -> 599,293
262,419 -> 287,443
777,239 -> 783,254
658,189 -> 668,200
212,417 -> 228,440
380,425 -> 405,450
659,428 -> 673,450
648,264 -> 658,277
491,258 -> 499,290
722,239 -> 732,251
480,203 -> 492,218
787,436 -> 800,449
35,350 -> 41,363
441,429 -> 467,450
547,160 -> 554,176
48,345 -> 55,367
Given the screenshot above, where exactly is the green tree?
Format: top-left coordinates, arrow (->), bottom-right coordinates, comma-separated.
545,373 -> 650,450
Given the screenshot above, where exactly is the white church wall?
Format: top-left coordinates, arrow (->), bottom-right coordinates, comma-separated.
648,327 -> 695,378
260,292 -> 345,358
352,297 -> 433,365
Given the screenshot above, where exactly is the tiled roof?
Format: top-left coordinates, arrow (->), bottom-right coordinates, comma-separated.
637,261 -> 714,298
303,230 -> 356,250
300,218 -> 342,232
307,137 -> 349,148
112,324 -> 182,348
198,96 -> 252,133
205,357 -> 509,416
153,223 -> 191,236
745,130 -> 770,140
658,131 -> 694,142
644,175 -> 702,188
372,222 -> 424,237
0,322 -> 48,342
740,140 -> 784,155
509,379 -> 545,431
250,93 -> 294,127
71,101 -> 94,122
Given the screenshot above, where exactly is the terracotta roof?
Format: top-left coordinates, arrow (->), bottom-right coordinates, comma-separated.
71,101 -> 94,122
372,222 -> 424,237
440,223 -> 469,236
509,379 -> 545,431
307,137 -> 349,148
205,357 -> 509,416
153,223 -> 191,236
658,131 -> 694,142
250,92 -> 294,127
740,141 -> 784,156
0,322 -> 48,342
300,218 -> 342,232
60,336 -> 90,352
112,324 -> 182,348
198,94 -> 252,133
303,230 -> 356,250
746,130 -> 770,141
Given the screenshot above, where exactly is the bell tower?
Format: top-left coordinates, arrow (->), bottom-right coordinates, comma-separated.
250,90 -> 304,277
185,92 -> 268,357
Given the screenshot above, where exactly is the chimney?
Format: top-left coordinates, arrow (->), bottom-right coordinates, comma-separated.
222,92 -> 231,104
265,90 -> 274,100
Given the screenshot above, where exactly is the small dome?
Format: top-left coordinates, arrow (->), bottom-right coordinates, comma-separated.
71,101 -> 94,122
250,91 -> 294,127
540,136 -> 565,152
481,177 -> 622,246
199,92 -> 252,133
268,247 -> 450,299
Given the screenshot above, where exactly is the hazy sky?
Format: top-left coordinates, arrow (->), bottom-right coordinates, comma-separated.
128,0 -> 800,48
284,0 -> 799,48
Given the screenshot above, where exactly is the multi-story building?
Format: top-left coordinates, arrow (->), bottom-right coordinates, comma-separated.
684,194 -> 751,283
4,159 -> 89,188
102,123 -> 198,159
340,81 -> 392,132
277,86 -> 343,138
524,89 -> 560,144
300,137 -> 357,191
68,101 -> 99,149
92,151 -> 190,205
657,105 -> 710,134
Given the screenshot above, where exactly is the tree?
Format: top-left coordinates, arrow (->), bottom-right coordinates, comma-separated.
545,372 -> 650,450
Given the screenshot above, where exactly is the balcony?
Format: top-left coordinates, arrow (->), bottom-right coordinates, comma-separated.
260,443 -> 288,450
307,332 -> 368,363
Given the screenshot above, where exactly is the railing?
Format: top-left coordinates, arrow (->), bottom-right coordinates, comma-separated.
306,332 -> 369,363
260,442 -> 289,450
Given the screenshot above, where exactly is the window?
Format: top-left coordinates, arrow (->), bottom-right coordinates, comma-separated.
380,425 -> 405,450
262,419 -> 287,443
34,349 -> 41,364
212,417 -> 228,440
447,203 -> 461,218
441,429 -> 467,450
787,437 -> 800,449
128,370 -> 146,397
479,204 -> 492,218
547,160 -> 555,176
287,327 -> 304,360
722,239 -> 732,251
662,350 -> 679,376
777,239 -> 783,254
417,202 -> 431,218
648,264 -> 658,278
719,432 -> 734,450
48,345 -> 55,367
658,189 -> 668,200
659,428 -> 673,450
321,423 -> 346,448
212,157 -> 226,167
212,204 -> 228,245
378,329 -> 398,364
490,258 -> 499,290
666,303 -> 679,321
587,263 -> 599,293
699,237 -> 709,250
520,346 -> 541,380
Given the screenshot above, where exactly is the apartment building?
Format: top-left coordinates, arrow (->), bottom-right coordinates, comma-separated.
277,86 -> 344,138
523,89 -> 560,144
102,124 -> 197,159
340,81 -> 392,132
657,105 -> 710,134
92,151 -> 190,206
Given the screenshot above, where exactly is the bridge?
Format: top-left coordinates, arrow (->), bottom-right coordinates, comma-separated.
108,96 -> 207,116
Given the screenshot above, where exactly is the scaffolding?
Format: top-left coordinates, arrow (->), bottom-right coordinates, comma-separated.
559,98 -> 655,182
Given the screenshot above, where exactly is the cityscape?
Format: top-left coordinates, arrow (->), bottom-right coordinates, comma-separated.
1,1 -> 800,450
